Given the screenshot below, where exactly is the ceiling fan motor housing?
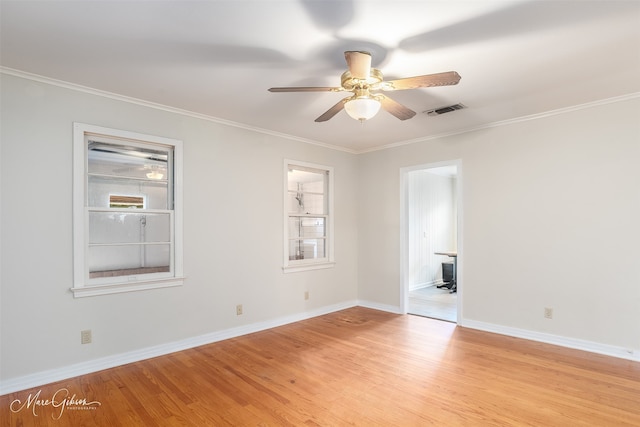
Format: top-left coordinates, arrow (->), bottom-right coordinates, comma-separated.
340,68 -> 383,91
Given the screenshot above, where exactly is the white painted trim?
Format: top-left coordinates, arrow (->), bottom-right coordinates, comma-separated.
409,281 -> 444,291
283,159 -> 335,271
4,301 -> 636,395
72,123 -> 184,296
70,277 -> 184,298
361,301 -> 640,362
0,300 -> 358,395
3,67 -> 638,156
357,300 -> 402,315
173,140 -> 184,279
0,67 -> 356,154
282,262 -> 336,274
357,92 -> 640,154
399,169 -> 409,314
461,319 -> 640,362
454,162 -> 464,325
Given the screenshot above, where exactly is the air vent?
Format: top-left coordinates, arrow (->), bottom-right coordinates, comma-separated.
424,103 -> 466,116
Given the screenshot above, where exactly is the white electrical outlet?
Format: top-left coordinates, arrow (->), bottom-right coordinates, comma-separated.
236,304 -> 243,315
544,307 -> 553,319
81,329 -> 92,344
304,291 -> 309,300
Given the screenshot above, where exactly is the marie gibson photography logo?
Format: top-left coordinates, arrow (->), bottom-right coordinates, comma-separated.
9,387 -> 102,420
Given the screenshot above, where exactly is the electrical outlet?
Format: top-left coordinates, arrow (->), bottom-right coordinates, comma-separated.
304,291 -> 309,300
544,307 -> 553,319
236,304 -> 243,315
81,329 -> 92,344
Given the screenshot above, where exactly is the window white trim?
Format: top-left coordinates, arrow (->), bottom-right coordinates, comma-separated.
283,159 -> 334,273
72,123 -> 184,297
282,262 -> 336,274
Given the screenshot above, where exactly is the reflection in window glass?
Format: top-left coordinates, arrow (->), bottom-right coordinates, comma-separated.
73,122 -> 183,297
83,137 -> 175,279
109,194 -> 145,209
284,161 -> 333,270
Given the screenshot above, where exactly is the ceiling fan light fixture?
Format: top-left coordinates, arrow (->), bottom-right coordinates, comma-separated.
269,51 -> 460,123
344,97 -> 381,122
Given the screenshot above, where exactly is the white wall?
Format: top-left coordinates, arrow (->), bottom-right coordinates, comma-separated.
358,97 -> 640,355
0,74 -> 359,386
2,72 -> 639,392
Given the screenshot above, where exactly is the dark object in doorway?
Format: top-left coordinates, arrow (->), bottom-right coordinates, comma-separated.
438,262 -> 454,289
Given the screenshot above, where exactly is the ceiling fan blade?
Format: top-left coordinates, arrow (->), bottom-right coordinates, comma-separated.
378,95 -> 417,120
383,71 -> 461,91
344,51 -> 372,80
269,86 -> 341,92
315,97 -> 350,122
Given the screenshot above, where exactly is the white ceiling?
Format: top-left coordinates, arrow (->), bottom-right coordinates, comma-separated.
1,0 -> 639,153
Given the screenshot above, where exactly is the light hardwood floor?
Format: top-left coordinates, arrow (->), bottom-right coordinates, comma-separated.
2,307 -> 639,426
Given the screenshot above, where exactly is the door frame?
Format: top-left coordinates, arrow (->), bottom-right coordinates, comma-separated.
399,159 -> 463,323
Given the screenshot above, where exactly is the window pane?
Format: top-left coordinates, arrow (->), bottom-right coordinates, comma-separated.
301,193 -> 324,214
284,161 -> 332,270
288,190 -> 325,214
74,123 -> 183,295
289,217 -> 325,238
89,212 -> 170,244
288,239 -> 326,261
288,168 -> 325,214
88,141 -> 169,180
288,191 -> 303,213
89,244 -> 170,277
88,175 -> 168,209
109,194 -> 144,209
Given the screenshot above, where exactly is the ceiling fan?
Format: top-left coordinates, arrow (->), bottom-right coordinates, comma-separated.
268,51 -> 461,123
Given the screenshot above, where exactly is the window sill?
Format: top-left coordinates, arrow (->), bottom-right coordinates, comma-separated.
282,262 -> 335,274
70,277 -> 184,298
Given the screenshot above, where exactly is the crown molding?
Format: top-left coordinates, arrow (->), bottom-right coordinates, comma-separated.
0,67 -> 357,154
3,67 -> 637,156
360,92 -> 640,154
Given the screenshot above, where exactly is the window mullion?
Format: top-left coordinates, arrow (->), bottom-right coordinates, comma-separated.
88,207 -> 172,214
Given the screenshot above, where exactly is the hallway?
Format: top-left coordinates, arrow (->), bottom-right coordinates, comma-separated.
408,285 -> 456,322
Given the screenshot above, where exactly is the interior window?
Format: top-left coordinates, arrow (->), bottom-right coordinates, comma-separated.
72,123 -> 183,297
284,161 -> 334,272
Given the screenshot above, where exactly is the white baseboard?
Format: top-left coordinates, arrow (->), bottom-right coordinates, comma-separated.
359,302 -> 640,362
0,300 -> 358,395
408,281 -> 439,291
6,303 -> 635,395
357,299 -> 402,314
461,319 -> 640,362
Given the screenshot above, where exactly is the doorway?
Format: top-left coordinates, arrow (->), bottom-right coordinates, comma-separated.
400,161 -> 462,323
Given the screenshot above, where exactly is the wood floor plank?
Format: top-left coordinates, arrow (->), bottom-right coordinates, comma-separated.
2,307 -> 639,426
